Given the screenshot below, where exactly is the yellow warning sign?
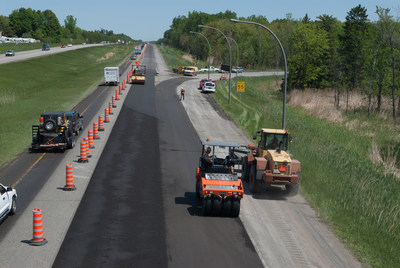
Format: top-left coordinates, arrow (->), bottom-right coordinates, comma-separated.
237,81 -> 245,93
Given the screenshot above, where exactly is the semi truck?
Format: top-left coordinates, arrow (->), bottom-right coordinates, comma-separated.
104,67 -> 120,85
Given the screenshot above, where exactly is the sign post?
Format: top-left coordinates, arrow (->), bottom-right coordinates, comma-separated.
236,81 -> 245,104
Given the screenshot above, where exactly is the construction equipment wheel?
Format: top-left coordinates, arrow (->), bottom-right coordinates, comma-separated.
285,172 -> 300,196
231,199 -> 240,217
202,197 -> 212,216
211,196 -> 222,216
249,167 -> 261,194
221,197 -> 232,217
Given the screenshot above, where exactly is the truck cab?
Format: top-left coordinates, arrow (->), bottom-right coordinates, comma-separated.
0,183 -> 17,222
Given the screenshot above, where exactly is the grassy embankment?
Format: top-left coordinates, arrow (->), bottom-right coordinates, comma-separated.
0,44 -> 133,167
159,45 -> 400,267
0,43 -> 73,54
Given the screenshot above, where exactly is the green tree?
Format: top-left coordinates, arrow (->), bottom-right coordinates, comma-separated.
287,22 -> 329,89
0,16 -> 14,36
64,15 -> 77,38
316,14 -> 343,108
375,6 -> 399,118
340,4 -> 369,111
42,10 -> 61,42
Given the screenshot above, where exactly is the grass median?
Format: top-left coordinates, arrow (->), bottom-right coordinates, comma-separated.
0,44 -> 133,167
213,76 -> 400,267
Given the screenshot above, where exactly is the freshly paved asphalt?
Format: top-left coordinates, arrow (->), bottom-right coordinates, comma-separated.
0,59 -> 132,240
53,45 -> 263,267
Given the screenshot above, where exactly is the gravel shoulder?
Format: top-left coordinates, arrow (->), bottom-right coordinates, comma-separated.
153,46 -> 362,268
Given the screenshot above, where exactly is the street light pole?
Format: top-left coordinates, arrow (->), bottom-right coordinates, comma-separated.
230,19 -> 287,130
227,37 -> 239,78
190,31 -> 211,79
199,24 -> 232,104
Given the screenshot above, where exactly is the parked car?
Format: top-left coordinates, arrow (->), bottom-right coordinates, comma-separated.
202,81 -> 216,93
199,78 -> 211,89
42,43 -> 50,51
65,111 -> 83,135
232,67 -> 244,73
5,49 -> 15,56
0,183 -> 17,222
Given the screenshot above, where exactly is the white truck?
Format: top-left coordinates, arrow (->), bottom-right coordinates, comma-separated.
0,183 -> 17,222
104,67 -> 120,85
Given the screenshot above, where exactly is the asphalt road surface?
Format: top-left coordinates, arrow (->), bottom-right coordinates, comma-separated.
0,44 -> 101,65
53,45 -> 263,267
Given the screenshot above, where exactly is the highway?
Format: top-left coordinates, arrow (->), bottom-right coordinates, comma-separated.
0,44 -> 362,267
0,44 -> 100,64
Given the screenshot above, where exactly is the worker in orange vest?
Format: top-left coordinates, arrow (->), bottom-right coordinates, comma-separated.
180,87 -> 185,100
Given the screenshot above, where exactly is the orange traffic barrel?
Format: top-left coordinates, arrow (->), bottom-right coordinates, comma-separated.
88,129 -> 95,149
109,102 -> 113,115
115,89 -> 120,100
64,163 -> 76,191
30,208 -> 47,246
84,137 -> 91,158
78,139 -> 88,163
104,109 -> 110,123
112,96 -> 116,108
93,121 -> 100,139
98,115 -> 105,130
119,85 -> 122,95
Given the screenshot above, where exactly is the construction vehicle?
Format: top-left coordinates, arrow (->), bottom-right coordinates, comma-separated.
195,140 -> 244,217
131,65 -> 146,84
241,128 -> 301,195
104,67 -> 120,85
31,111 -> 75,151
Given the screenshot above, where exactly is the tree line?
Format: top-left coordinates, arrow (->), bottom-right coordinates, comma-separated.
162,6 -> 400,118
0,8 -> 133,44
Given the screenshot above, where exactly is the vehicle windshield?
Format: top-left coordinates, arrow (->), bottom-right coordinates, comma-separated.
262,133 -> 289,151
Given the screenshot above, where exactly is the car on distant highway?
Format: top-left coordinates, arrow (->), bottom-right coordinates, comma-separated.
67,44 -> 72,47
130,54 -> 136,60
5,49 -> 15,56
202,81 -> 216,93
0,183 -> 17,222
61,44 -> 66,48
232,67 -> 244,73
42,43 -> 50,51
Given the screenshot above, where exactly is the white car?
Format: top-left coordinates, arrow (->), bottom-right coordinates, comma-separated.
67,44 -> 72,47
0,183 -> 17,222
202,81 -> 216,93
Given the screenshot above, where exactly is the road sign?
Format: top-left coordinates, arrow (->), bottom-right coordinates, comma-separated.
237,81 -> 245,93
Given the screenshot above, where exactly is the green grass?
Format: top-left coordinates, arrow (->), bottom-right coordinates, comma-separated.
159,48 -> 400,267
0,43 -> 45,54
0,44 -> 133,167
214,77 -> 400,267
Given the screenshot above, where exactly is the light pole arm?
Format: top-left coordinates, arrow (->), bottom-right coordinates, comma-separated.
230,19 -> 287,130
199,25 -> 232,104
190,31 -> 211,79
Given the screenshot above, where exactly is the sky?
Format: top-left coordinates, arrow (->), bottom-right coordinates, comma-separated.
2,0 -> 399,41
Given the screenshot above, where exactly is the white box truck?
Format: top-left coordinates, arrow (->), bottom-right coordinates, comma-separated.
104,67 -> 120,85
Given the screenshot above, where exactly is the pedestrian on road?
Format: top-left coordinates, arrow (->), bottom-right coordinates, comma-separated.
180,87 -> 185,100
